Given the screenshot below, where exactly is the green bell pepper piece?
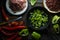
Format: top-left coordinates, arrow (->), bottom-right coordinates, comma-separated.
32,32 -> 41,40
30,0 -> 37,6
52,15 -> 60,24
53,24 -> 59,33
19,29 -> 29,36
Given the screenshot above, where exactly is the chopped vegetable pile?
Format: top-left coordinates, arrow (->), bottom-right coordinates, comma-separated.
29,9 -> 48,29
52,15 -> 60,33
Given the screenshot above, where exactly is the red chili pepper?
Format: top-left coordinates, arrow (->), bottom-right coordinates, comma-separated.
7,34 -> 17,40
2,26 -> 26,31
11,21 -> 19,26
18,21 -> 24,26
0,27 -> 16,36
1,30 -> 15,36
2,7 -> 9,21
8,21 -> 24,26
15,37 -> 22,40
8,23 -> 12,27
0,27 -> 2,31
0,28 -> 15,36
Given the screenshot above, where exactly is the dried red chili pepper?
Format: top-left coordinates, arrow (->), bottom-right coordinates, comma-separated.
8,21 -> 24,26
10,21 -> 25,26
15,37 -> 22,40
0,27 -> 17,36
8,21 -> 18,27
7,33 -> 18,40
1,30 -> 15,36
2,7 -> 9,21
8,23 -> 12,27
2,26 -> 26,31
19,21 -> 24,25
0,27 -> 1,31
0,27 -> 2,32
11,21 -> 19,26
0,28 -> 15,36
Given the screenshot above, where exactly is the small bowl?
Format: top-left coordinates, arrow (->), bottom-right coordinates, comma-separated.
26,6 -> 50,31
6,0 -> 28,15
43,0 -> 60,13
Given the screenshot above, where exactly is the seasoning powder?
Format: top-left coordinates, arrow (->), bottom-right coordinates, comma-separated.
46,0 -> 60,11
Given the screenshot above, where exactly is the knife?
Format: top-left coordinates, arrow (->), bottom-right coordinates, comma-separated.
0,16 -> 22,25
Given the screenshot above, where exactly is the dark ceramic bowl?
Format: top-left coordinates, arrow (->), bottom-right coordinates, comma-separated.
26,6 -> 50,31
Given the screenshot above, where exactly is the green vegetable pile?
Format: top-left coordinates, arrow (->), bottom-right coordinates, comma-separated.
52,15 -> 60,33
29,9 -> 48,29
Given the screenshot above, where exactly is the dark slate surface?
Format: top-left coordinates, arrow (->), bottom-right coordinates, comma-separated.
0,0 -> 60,40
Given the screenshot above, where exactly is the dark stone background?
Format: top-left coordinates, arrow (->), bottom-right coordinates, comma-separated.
0,0 -> 60,40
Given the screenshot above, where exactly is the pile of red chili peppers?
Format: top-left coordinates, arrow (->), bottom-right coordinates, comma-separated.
0,7 -> 27,40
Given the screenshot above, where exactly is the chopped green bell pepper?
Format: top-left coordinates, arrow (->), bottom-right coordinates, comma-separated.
52,15 -> 60,24
30,0 -> 37,6
32,32 -> 41,40
19,29 -> 29,36
53,24 -> 59,33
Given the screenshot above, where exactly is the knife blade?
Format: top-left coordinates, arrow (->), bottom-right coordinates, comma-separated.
0,16 -> 22,25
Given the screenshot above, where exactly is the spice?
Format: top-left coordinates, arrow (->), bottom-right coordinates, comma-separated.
9,0 -> 26,12
19,21 -> 24,25
46,0 -> 60,11
2,7 -> 9,21
2,26 -> 26,31
15,37 -> 22,40
7,34 -> 17,40
0,28 -> 15,36
11,21 -> 19,26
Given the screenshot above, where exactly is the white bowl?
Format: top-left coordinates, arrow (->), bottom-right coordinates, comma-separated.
43,0 -> 60,13
6,0 -> 28,15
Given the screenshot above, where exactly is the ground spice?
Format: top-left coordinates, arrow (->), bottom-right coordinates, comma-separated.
46,0 -> 60,11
